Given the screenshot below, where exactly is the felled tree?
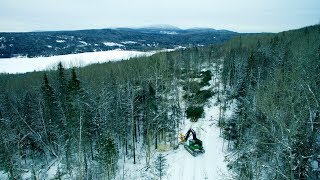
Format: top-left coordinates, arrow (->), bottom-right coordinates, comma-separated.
186,106 -> 204,122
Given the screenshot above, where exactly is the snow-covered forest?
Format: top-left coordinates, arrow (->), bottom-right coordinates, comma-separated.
0,24 -> 320,179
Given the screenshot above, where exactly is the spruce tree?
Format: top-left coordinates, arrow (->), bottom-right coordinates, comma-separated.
41,73 -> 62,156
65,68 -> 82,174
98,135 -> 118,180
185,106 -> 204,122
57,62 -> 67,112
155,153 -> 167,180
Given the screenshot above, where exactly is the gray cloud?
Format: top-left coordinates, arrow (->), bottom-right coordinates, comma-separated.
0,0 -> 319,32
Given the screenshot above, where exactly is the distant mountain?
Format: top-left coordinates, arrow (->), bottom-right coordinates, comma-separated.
138,24 -> 181,30
0,27 -> 239,58
130,24 -> 181,34
128,25 -> 236,35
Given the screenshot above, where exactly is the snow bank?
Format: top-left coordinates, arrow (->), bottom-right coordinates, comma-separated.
103,42 -> 124,47
0,50 -> 155,74
0,171 -> 8,180
121,41 -> 137,44
79,41 -> 89,45
56,40 -> 66,43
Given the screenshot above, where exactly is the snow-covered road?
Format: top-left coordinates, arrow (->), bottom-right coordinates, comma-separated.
166,97 -> 231,180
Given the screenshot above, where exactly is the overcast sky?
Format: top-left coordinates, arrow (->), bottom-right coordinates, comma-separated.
0,0 -> 319,33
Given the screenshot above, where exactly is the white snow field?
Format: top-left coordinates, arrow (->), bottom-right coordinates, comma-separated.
0,50 -> 155,74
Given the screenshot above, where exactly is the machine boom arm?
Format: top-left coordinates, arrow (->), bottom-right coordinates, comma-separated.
184,129 -> 198,141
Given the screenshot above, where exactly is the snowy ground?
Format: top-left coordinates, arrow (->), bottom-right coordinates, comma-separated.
164,73 -> 234,180
165,97 -> 233,180
0,50 -> 155,74
116,66 -> 235,180
0,171 -> 8,180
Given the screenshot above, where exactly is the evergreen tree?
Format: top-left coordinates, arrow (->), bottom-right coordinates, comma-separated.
41,73 -> 62,156
98,135 -> 118,180
154,153 -> 167,180
65,68 -> 83,174
0,94 -> 22,179
57,62 -> 67,112
185,106 -> 204,122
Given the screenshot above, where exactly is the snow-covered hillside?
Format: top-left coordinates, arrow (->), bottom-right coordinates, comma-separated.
0,50 -> 155,74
